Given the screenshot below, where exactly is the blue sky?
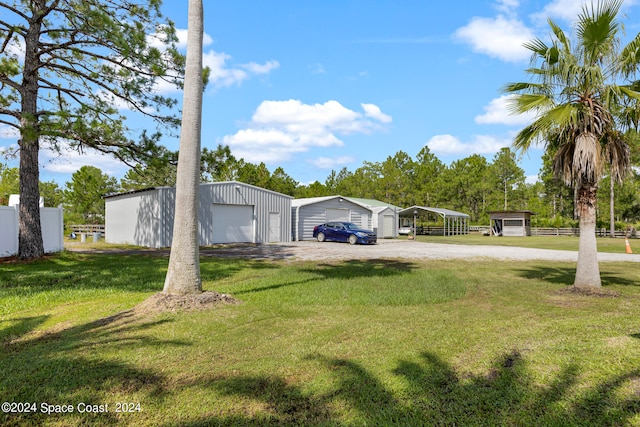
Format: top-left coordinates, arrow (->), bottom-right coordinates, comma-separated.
3,0 -> 640,187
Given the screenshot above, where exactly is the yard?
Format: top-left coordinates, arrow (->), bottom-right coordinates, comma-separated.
1,244 -> 639,425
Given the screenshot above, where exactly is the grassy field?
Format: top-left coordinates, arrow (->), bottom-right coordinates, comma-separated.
414,233 -> 636,253
1,250 -> 640,426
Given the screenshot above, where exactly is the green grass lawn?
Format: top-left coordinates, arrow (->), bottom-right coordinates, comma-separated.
1,251 -> 640,426
414,233 -> 636,254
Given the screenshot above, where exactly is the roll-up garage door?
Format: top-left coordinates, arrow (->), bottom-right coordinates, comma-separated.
212,204 -> 254,243
325,208 -> 349,222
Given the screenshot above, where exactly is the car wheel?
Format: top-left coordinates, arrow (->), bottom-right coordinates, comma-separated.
348,234 -> 358,245
317,232 -> 326,242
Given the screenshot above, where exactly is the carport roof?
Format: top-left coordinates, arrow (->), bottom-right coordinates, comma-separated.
292,195 -> 373,210
399,205 -> 470,219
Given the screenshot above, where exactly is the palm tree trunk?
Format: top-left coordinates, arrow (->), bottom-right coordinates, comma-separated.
163,0 -> 203,295
574,183 -> 601,288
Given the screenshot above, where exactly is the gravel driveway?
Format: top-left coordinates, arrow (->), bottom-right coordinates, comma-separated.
196,239 -> 640,262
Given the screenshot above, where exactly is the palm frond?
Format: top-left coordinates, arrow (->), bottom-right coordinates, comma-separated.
502,81 -> 545,93
548,19 -> 571,53
619,85 -> 640,101
603,129 -> 631,183
576,0 -> 623,65
572,133 -> 604,185
513,122 -> 543,152
523,38 -> 550,57
509,94 -> 551,115
553,137 -> 576,186
619,33 -> 640,75
543,103 -> 578,128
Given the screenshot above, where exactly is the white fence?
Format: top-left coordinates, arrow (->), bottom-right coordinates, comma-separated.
0,206 -> 64,257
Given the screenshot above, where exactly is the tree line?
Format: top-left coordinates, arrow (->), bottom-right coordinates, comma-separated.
2,139 -> 639,228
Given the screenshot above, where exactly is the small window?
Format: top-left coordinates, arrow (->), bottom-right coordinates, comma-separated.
504,219 -> 523,227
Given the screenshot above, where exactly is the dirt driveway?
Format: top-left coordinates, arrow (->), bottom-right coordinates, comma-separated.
67,239 -> 640,262
199,239 -> 640,263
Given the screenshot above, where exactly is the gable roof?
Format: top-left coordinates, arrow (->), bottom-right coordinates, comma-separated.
346,197 -> 401,210
292,195 -> 371,210
399,205 -> 470,219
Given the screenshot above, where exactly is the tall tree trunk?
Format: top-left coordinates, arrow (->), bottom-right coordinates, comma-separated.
18,7 -> 44,260
574,183 -> 601,288
503,180 -> 508,210
163,0 -> 204,295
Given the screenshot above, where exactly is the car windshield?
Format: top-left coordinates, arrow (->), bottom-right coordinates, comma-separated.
342,223 -> 359,230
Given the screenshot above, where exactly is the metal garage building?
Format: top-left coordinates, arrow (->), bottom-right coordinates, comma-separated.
105,181 -> 292,248
291,196 -> 396,241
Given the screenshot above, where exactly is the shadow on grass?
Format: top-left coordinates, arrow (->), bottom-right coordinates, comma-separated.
0,310 -> 187,426
302,259 -> 418,280
0,252 -> 272,298
233,259 -> 419,297
169,351 -> 640,426
515,264 -> 639,287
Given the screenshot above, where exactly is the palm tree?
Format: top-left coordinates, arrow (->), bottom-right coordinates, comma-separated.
504,0 -> 639,288
163,0 -> 204,295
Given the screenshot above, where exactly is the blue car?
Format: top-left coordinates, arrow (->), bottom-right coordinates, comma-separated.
312,222 -> 377,245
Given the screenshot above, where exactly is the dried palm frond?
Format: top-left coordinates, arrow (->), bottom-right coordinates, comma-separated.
603,129 -> 631,183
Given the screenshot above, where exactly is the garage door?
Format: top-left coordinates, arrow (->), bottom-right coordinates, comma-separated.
212,204 -> 254,243
325,208 -> 349,222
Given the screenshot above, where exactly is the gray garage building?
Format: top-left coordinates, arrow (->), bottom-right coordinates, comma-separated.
105,181 -> 292,248
291,196 -> 397,241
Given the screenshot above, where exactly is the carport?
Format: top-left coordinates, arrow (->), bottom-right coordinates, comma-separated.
398,206 -> 469,236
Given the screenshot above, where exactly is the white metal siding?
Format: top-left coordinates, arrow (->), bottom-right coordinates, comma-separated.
106,189 -> 163,247
105,182 -> 291,248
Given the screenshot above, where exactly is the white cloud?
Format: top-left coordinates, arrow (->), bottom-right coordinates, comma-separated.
5,38 -> 24,62
242,60 -> 280,75
220,100 -> 392,164
40,142 -> 127,176
0,125 -> 19,139
426,133 -> 510,156
203,51 -> 279,88
453,14 -> 534,62
525,174 -> 539,184
495,0 -> 520,14
174,28 -> 214,49
148,28 -> 277,91
531,0 -> 639,25
475,95 -> 537,126
530,0 -> 587,23
309,156 -> 356,169
361,103 -> 392,124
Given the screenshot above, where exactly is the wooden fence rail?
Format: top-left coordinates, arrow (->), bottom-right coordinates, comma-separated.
66,224 -> 105,234
469,226 -> 634,238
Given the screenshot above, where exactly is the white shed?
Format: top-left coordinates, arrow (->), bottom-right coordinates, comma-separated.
291,196 -> 374,241
490,211 -> 534,237
105,181 -> 292,248
346,198 -> 399,239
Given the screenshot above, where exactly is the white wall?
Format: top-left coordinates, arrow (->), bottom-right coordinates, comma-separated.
0,206 -> 64,257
